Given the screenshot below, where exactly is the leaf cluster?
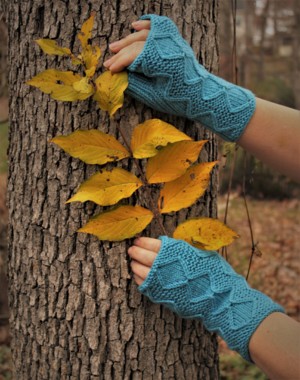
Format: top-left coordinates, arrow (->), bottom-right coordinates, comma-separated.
51,119 -> 238,250
27,13 -> 127,116
27,14 -> 238,251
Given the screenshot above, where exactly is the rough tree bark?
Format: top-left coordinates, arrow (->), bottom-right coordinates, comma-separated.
6,1 -> 219,379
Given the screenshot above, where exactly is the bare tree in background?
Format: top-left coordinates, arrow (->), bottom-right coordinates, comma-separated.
5,1 -> 220,379
292,0 -> 300,109
0,18 -> 7,98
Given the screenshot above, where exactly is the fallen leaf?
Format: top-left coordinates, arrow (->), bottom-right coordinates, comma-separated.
78,12 -> 95,49
159,161 -> 217,213
131,119 -> 191,158
78,205 -> 154,241
82,45 -> 101,77
27,69 -> 94,101
173,217 -> 239,250
51,130 -> 130,165
67,168 -> 143,205
93,71 -> 128,117
35,39 -> 71,56
146,140 -> 207,183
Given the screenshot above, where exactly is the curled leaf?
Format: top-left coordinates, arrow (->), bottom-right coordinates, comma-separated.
159,161 -> 217,213
36,39 -> 71,56
93,71 -> 128,117
51,130 -> 130,165
173,218 -> 239,250
146,140 -> 207,184
78,205 -> 154,241
82,45 -> 101,77
27,69 -> 94,101
131,119 -> 191,158
67,168 -> 143,206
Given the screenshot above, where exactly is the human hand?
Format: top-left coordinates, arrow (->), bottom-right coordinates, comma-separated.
128,237 -> 160,286
128,236 -> 284,361
104,20 -> 150,73
105,14 -> 256,142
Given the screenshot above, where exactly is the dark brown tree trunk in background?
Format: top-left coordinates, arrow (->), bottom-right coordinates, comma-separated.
218,0 -> 232,82
257,0 -> 270,82
6,1 -> 219,379
0,6 -> 8,122
293,0 -> 300,109
0,18 -> 7,99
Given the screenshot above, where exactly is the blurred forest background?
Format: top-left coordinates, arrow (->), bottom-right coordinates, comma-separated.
0,1 -> 299,379
219,0 -> 300,199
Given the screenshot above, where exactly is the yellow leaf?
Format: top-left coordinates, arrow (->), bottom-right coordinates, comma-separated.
67,168 -> 143,206
93,71 -> 128,117
78,12 -> 95,49
173,218 -> 239,250
159,161 -> 217,213
36,39 -> 71,56
27,69 -> 94,101
82,45 -> 101,77
131,119 -> 192,158
146,140 -> 207,184
72,76 -> 94,94
78,205 -> 154,241
51,130 -> 130,165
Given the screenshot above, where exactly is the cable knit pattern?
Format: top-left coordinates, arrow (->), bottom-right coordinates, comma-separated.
138,237 -> 284,361
127,14 -> 256,142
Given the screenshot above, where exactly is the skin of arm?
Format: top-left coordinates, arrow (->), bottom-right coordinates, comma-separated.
238,98 -> 300,182
104,20 -> 300,182
128,238 -> 300,380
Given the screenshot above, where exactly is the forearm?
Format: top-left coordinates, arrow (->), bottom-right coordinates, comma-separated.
249,312 -> 300,379
238,98 -> 300,182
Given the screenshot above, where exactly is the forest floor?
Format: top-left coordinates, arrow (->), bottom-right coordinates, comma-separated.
217,195 -> 300,379
0,177 -> 299,378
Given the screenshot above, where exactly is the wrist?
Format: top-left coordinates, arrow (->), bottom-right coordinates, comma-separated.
127,14 -> 256,142
138,236 -> 284,362
207,287 -> 284,361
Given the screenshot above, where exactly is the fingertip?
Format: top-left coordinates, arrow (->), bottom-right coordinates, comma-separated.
131,20 -> 151,30
127,245 -> 134,256
107,63 -> 122,74
109,43 -> 121,53
133,274 -> 144,286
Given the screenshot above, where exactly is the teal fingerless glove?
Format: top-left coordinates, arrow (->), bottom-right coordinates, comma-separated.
127,14 -> 256,142
138,236 -> 284,362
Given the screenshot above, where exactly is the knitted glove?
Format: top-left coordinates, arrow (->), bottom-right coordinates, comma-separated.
127,14 -> 256,142
138,236 -> 284,361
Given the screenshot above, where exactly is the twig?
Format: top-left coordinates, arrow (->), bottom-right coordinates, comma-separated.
221,145 -> 238,260
116,124 -> 167,236
242,152 -> 257,280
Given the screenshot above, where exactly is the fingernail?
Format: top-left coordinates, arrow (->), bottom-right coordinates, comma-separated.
131,20 -> 140,27
103,58 -> 111,67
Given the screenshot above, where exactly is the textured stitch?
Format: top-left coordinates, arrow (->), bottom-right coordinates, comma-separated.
138,236 -> 284,361
127,15 -> 256,142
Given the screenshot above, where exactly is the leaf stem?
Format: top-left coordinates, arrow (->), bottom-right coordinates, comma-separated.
116,124 -> 167,236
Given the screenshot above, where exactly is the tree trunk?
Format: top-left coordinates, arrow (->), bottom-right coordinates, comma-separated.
6,1 -> 219,379
293,0 -> 300,109
257,0 -> 270,82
